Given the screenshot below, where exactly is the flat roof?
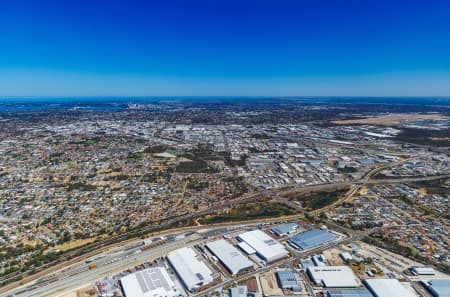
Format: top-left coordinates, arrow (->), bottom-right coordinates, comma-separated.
167,247 -> 214,291
288,229 -> 336,250
410,266 -> 435,275
120,267 -> 181,297
237,230 -> 288,262
421,279 -> 450,297
271,223 -> 297,236
206,239 -> 253,275
238,241 -> 256,254
364,279 -> 417,297
230,286 -> 248,297
307,266 -> 360,288
276,269 -> 301,291
325,289 -> 373,297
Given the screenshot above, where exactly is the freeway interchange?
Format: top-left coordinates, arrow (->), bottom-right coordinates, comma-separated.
0,160 -> 448,297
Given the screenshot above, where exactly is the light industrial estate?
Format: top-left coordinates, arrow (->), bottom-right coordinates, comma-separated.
0,99 -> 449,297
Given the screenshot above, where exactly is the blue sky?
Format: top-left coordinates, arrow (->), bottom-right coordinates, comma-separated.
1,0 -> 450,96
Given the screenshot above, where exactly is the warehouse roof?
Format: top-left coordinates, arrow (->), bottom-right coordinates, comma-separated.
324,289 -> 373,297
276,269 -> 302,292
237,230 -> 288,262
167,247 -> 213,291
206,239 -> 253,275
238,242 -> 256,254
288,229 -> 336,250
230,286 -> 248,297
120,267 -> 181,297
307,266 -> 360,288
364,279 -> 417,297
410,266 -> 435,275
421,279 -> 450,297
271,223 -> 297,236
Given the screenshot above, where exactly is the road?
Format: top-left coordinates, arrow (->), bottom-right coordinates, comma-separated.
0,221 -> 286,297
1,164 -> 447,296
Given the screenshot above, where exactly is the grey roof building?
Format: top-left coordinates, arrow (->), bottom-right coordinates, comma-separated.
230,286 -> 248,297
276,269 -> 302,292
271,223 -> 297,237
206,239 -> 253,275
421,279 -> 450,297
287,229 -> 336,250
324,290 -> 373,297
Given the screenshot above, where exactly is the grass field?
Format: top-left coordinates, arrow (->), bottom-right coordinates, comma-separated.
53,238 -> 97,251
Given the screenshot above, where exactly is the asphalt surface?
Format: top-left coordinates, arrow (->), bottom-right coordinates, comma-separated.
1,165 -> 447,297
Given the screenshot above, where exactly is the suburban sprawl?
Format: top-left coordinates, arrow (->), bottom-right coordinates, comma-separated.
0,98 -> 449,297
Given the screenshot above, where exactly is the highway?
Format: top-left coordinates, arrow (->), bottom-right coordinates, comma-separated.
1,164 -> 447,296
1,232 -> 202,297
0,222 -> 277,297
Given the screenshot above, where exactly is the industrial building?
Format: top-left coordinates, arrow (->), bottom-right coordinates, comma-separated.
237,230 -> 288,263
205,239 -> 254,275
166,247 -> 214,292
340,252 -> 353,263
421,279 -> 450,297
364,279 -> 417,297
410,266 -> 436,275
324,290 -> 373,297
230,286 -> 248,297
120,267 -> 182,297
307,266 -> 360,288
238,241 -> 256,255
276,269 -> 302,292
312,254 -> 327,266
288,229 -> 336,250
271,223 -> 298,237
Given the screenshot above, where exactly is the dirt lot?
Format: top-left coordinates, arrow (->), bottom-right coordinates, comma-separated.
332,113 -> 449,126
260,271 -> 283,296
322,248 -> 344,266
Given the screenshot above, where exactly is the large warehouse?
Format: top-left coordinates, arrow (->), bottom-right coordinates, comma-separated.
167,247 -> 214,292
324,290 -> 373,297
276,269 -> 302,292
287,229 -> 336,250
421,279 -> 450,297
206,239 -> 254,275
307,266 -> 360,288
120,267 -> 182,297
364,279 -> 417,297
271,223 -> 298,237
237,230 -> 288,263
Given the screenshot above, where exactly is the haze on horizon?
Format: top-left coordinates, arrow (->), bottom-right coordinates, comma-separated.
1,0 -> 450,97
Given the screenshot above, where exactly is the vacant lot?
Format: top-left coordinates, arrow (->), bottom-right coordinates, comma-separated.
198,202 -> 295,224
288,188 -> 349,210
260,271 -> 283,296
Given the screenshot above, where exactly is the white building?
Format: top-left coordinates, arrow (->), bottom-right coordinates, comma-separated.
307,266 -> 360,288
167,247 -> 214,292
410,266 -> 435,275
206,239 -> 253,275
364,279 -> 418,297
238,242 -> 256,255
120,267 -> 182,297
237,230 -> 288,263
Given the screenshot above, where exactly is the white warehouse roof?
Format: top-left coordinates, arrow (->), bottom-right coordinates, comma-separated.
237,230 -> 288,263
307,266 -> 360,288
167,247 -> 214,292
120,267 -> 181,297
364,279 -> 417,297
206,239 -> 254,275
410,266 -> 435,275
238,242 -> 256,255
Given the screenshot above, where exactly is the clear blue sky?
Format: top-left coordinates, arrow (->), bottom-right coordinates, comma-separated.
1,0 -> 450,96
